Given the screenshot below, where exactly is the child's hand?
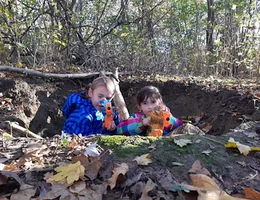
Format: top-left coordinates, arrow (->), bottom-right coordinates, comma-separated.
142,117 -> 151,126
106,121 -> 117,131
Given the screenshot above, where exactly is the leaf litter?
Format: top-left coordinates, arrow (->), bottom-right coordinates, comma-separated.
0,131 -> 260,200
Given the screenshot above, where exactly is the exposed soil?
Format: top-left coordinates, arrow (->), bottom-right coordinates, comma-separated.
0,74 -> 260,199
0,75 -> 259,137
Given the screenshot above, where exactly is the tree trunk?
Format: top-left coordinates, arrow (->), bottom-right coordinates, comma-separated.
206,0 -> 214,52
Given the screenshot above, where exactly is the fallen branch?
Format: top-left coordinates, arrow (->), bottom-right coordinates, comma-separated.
6,121 -> 43,139
111,68 -> 130,120
99,69 -> 130,120
0,66 -> 133,79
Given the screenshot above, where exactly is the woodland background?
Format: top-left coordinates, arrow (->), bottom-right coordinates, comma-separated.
0,0 -> 259,78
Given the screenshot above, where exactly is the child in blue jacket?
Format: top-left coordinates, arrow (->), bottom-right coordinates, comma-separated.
62,76 -> 119,136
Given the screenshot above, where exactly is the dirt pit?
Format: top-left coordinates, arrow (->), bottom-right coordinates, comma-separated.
0,76 -> 259,137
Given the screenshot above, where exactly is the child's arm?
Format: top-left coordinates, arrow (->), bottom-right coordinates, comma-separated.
116,114 -> 146,136
63,111 -> 99,136
62,93 -> 78,118
163,115 -> 183,135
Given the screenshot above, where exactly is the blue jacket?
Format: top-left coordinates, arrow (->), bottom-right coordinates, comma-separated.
62,92 -> 118,136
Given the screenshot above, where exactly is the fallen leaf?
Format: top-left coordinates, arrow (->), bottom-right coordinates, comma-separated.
188,160 -> 211,176
72,154 -> 102,180
69,181 -> 86,194
180,174 -> 249,200
174,138 -> 192,147
108,163 -> 129,190
69,138 -> 78,149
244,188 -> 260,200
10,184 -> 36,200
134,154 -> 152,166
237,143 -> 251,156
139,178 -> 156,200
190,174 -> 219,190
16,146 -> 47,169
4,161 -> 19,170
84,143 -> 101,157
225,138 -> 251,156
47,161 -> 85,185
251,147 -> 260,151
43,172 -> 54,181
200,122 -> 212,133
232,112 -> 237,117
202,149 -> 212,156
77,183 -> 107,200
43,184 -> 69,199
123,172 -> 143,187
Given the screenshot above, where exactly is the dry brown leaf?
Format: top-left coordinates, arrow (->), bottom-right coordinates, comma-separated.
77,183 -> 107,200
190,174 -> 219,190
16,150 -> 44,169
123,172 -> 143,187
72,154 -> 102,180
43,184 -> 69,199
69,138 -> 78,148
244,188 -> 260,200
69,180 -> 86,194
10,184 -> 36,200
108,163 -> 129,190
200,122 -> 212,133
43,172 -> 54,181
232,112 -> 237,117
134,154 -> 152,166
139,178 -> 156,200
181,174 -> 249,200
188,160 -> 211,176
181,183 -> 248,200
3,161 -> 19,171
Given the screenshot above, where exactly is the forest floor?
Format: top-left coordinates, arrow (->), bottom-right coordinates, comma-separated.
0,72 -> 260,200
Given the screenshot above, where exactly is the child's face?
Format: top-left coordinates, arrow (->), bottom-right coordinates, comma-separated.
138,97 -> 160,115
88,86 -> 114,110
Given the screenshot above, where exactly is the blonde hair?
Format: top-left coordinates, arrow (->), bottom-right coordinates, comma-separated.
91,76 -> 116,94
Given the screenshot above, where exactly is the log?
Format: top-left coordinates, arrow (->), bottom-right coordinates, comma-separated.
0,66 -> 133,79
111,68 -> 130,120
99,70 -> 130,120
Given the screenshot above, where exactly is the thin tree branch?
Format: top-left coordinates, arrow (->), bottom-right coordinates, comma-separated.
0,66 -> 133,79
